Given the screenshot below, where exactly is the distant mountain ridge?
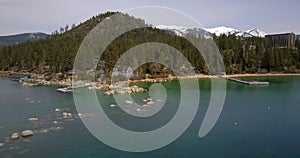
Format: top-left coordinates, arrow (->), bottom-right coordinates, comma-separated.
155,25 -> 267,38
0,32 -> 49,47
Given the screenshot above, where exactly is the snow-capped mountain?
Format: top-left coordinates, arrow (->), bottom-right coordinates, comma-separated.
155,25 -> 266,38
245,28 -> 267,37
205,26 -> 266,37
155,25 -> 212,38
205,26 -> 239,36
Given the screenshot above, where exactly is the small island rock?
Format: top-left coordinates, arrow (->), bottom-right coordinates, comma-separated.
21,130 -> 34,137
11,133 -> 19,140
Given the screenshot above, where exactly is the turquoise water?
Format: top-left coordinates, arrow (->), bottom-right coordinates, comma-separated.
0,76 -> 300,157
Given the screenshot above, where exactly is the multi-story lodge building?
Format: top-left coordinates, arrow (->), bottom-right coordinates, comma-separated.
265,33 -> 296,48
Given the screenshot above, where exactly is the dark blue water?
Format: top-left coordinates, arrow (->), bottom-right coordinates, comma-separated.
0,76 -> 300,158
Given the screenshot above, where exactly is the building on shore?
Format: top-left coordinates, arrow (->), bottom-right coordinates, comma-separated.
265,33 -> 296,48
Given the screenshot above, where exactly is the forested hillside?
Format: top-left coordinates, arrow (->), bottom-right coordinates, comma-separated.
0,12 -> 115,74
215,34 -> 300,73
0,11 -> 299,78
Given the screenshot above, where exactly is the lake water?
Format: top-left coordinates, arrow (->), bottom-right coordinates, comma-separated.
0,76 -> 300,158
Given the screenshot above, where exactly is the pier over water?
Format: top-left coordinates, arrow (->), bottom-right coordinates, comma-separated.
221,76 -> 269,85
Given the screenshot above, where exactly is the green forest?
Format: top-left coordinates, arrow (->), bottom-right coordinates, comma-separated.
0,12 -> 299,79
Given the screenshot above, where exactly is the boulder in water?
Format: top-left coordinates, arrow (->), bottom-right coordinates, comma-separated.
11,133 -> 19,140
21,130 -> 34,137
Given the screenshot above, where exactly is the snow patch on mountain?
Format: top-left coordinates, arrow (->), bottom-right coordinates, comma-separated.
155,25 -> 189,36
245,28 -> 266,37
205,26 -> 239,36
155,25 -> 212,38
155,25 -> 267,38
205,26 -> 266,37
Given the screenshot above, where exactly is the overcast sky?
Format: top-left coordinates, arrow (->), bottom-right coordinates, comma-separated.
0,0 -> 299,35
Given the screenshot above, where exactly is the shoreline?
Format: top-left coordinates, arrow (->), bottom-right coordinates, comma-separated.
2,72 -> 300,87
225,73 -> 300,78
2,72 -> 300,95
131,73 -> 300,83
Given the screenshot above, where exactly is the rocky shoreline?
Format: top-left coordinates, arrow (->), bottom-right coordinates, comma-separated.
20,73 -> 300,86
2,71 -> 300,95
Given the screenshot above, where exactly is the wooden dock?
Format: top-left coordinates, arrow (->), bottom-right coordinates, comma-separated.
56,82 -> 97,93
221,77 -> 269,85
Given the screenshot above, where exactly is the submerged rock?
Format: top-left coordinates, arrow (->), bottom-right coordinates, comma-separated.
142,104 -> 149,107
104,90 -> 114,95
147,98 -> 153,102
18,149 -> 30,155
125,100 -> 133,104
62,112 -> 68,116
49,126 -> 63,131
11,133 -> 19,140
21,130 -> 34,137
4,137 -> 10,143
38,129 -> 49,134
28,117 -> 38,121
146,101 -> 154,105
62,112 -> 72,118
54,108 -> 61,112
116,89 -> 125,94
110,104 -> 116,108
